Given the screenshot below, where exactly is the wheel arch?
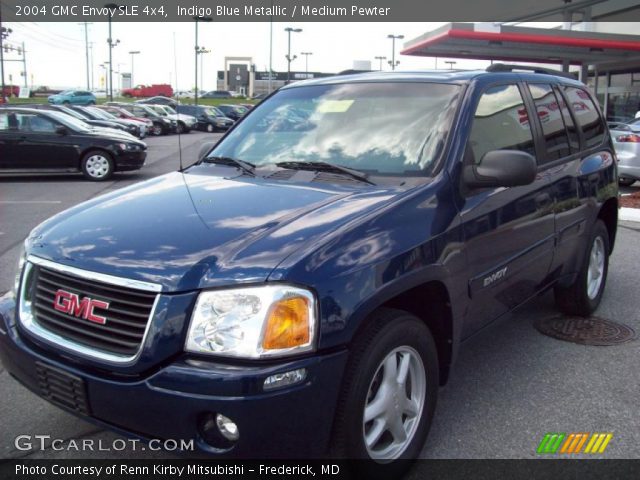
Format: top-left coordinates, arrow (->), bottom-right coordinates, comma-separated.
598,197 -> 618,254
349,279 -> 454,386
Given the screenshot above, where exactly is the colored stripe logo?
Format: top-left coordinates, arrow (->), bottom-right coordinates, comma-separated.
537,433 -> 613,454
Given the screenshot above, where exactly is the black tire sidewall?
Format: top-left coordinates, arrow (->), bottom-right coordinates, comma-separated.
582,220 -> 610,311
81,150 -> 114,181
338,312 -> 438,466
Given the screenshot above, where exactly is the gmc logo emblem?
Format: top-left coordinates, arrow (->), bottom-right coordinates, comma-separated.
53,289 -> 110,325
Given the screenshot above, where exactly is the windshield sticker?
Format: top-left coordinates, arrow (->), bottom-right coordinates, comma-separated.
317,100 -> 354,113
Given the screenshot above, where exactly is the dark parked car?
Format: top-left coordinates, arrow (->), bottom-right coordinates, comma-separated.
106,102 -> 176,135
216,104 -> 247,121
1,103 -> 130,135
1,66 -> 617,476
201,90 -> 233,99
175,104 -> 234,132
0,107 -> 146,180
68,106 -> 143,139
135,96 -> 178,108
97,105 -> 154,134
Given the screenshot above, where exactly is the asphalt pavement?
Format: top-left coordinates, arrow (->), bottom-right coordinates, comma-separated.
0,135 -> 639,460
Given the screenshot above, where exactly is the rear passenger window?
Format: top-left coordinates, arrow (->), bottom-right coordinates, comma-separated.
564,87 -> 605,148
469,84 -> 535,165
528,83 -> 571,161
554,85 -> 580,152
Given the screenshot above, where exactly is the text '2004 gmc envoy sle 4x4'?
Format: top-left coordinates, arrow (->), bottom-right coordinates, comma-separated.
0,64 -> 617,475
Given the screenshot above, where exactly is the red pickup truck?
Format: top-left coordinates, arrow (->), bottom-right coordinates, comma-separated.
121,84 -> 173,98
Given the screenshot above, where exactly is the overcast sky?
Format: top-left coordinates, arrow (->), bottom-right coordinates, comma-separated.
2,21 -> 558,90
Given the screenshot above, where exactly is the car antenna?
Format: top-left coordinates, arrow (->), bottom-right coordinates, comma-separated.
173,31 -> 184,172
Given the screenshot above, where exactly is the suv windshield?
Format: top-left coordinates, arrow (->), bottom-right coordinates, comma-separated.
210,82 -> 460,175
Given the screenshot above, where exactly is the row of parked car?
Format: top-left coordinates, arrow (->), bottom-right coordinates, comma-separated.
607,117 -> 640,186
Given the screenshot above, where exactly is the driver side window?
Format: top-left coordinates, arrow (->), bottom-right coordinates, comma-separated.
468,84 -> 535,165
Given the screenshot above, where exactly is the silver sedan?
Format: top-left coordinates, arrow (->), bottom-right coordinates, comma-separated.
609,121 -> 640,187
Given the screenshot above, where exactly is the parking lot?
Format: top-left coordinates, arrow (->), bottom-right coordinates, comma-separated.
1,132 -> 639,460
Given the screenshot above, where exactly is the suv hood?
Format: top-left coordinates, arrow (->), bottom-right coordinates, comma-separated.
29,170 -> 399,292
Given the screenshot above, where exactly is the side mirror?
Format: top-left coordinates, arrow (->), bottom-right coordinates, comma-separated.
463,150 -> 536,189
55,125 -> 68,136
198,142 -> 217,162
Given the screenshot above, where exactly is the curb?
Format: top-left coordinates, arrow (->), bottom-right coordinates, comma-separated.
620,207 -> 640,222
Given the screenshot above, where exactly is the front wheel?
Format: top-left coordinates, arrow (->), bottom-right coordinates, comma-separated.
554,219 -> 610,316
151,123 -> 163,136
81,150 -> 114,181
206,123 -> 215,133
331,309 -> 438,478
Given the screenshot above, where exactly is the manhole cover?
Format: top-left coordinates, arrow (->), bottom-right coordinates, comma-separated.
534,316 -> 636,346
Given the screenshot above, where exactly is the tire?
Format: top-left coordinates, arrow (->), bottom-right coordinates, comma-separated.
206,123 -> 215,133
619,177 -> 636,187
88,100 -> 96,105
151,123 -> 163,136
62,101 -> 70,105
81,150 -> 114,181
176,122 -> 185,134
331,308 -> 438,478
554,219 -> 610,316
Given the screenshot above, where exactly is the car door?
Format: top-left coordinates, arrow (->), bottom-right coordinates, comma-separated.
459,82 -> 556,336
10,112 -> 78,169
0,110 -> 21,168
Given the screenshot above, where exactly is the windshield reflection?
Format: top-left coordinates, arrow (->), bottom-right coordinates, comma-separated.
211,82 -> 460,176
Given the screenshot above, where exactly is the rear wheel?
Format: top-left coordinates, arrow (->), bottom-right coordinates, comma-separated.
206,123 -> 215,133
81,150 -> 114,181
88,100 -> 96,105
619,177 -> 636,187
554,219 -> 610,316
62,101 -> 70,105
331,308 -> 438,478
151,123 -> 163,136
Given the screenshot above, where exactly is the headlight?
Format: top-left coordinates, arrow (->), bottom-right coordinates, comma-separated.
12,241 -> 27,296
185,285 -> 316,359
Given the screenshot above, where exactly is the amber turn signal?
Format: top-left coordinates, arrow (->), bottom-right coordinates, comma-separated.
262,296 -> 311,350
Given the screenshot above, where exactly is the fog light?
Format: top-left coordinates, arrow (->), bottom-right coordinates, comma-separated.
216,414 -> 239,442
263,368 -> 307,391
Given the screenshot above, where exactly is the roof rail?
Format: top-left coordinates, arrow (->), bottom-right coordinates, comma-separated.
486,63 -> 577,80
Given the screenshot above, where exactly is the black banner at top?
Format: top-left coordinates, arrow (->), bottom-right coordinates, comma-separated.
3,0 -> 640,22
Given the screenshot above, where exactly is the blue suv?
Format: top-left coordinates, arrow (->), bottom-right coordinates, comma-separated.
1,64 -> 617,475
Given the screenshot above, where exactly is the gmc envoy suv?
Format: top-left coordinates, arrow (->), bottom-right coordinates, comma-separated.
0,65 -> 617,475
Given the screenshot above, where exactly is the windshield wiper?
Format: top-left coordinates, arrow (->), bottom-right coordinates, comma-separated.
203,156 -> 256,177
275,161 -> 375,185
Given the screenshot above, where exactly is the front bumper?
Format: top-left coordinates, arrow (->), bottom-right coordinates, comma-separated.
114,150 -> 147,171
0,295 -> 346,457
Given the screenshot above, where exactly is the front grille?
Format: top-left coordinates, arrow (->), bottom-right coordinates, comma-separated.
36,361 -> 90,415
31,266 -> 157,357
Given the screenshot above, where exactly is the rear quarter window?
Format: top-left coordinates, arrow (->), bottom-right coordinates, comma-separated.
563,86 -> 605,148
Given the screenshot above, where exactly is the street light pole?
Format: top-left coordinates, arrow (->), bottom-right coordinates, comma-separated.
387,34 -> 404,71
284,27 -> 302,84
374,56 -> 387,71
78,22 -> 92,90
105,3 -> 119,101
129,50 -> 140,87
194,16 -> 212,105
300,51 -> 312,75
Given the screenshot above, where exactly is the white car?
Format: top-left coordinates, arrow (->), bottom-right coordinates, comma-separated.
175,91 -> 194,99
147,104 -> 198,133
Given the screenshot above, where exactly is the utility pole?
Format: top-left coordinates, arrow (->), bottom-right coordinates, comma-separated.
21,42 -> 27,88
268,0 -> 273,93
105,4 -> 120,101
89,42 -> 95,89
78,22 -> 92,90
129,50 -> 140,86
194,16 -> 212,105
0,5 -> 9,103
374,56 -> 387,71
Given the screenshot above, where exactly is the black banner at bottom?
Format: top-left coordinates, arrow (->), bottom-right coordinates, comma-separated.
1,459 -> 640,480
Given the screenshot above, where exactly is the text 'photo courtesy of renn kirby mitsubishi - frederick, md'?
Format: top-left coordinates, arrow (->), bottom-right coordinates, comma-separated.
1,1 -> 640,480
